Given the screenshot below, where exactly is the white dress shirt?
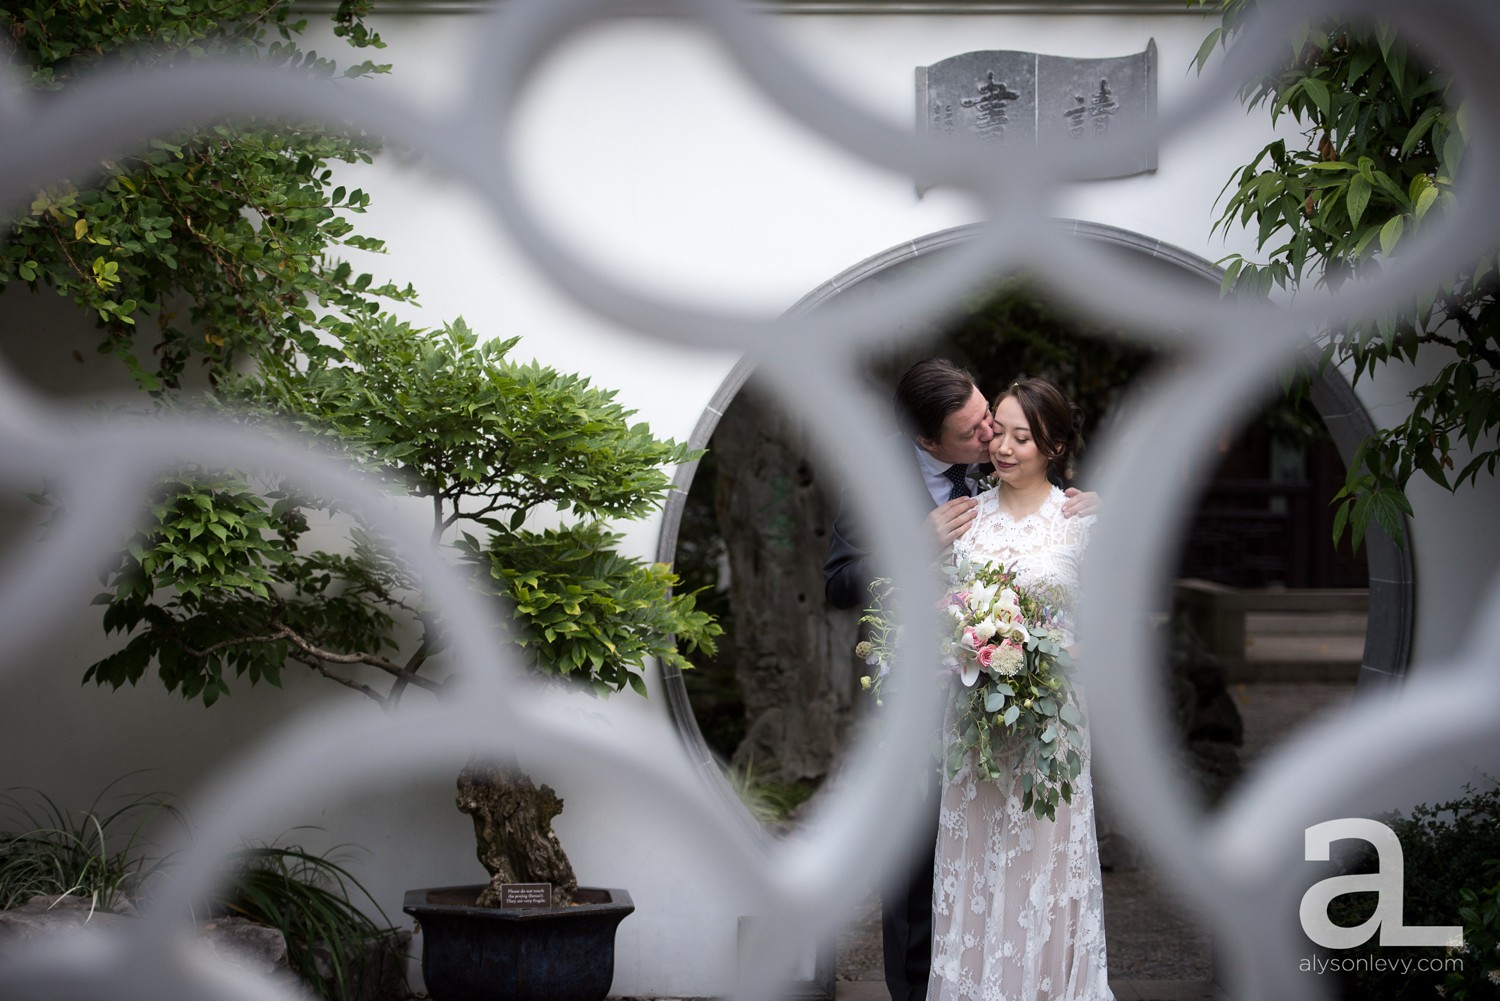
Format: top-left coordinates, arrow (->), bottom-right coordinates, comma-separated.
913,443 -> 978,507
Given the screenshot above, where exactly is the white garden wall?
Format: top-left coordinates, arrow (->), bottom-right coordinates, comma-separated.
2,4 -> 1497,997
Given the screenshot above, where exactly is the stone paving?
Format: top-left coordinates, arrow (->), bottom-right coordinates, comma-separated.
834,681 -> 1362,1001
827,681 -> 1359,1001
615,680 -> 1361,1001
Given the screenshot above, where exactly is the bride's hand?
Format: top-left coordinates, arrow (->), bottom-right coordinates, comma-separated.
927,496 -> 978,548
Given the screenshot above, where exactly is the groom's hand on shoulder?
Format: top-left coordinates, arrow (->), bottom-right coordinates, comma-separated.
927,496 -> 978,548
1062,488 -> 1101,518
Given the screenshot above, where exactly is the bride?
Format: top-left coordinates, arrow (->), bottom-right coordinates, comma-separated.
928,378 -> 1113,1001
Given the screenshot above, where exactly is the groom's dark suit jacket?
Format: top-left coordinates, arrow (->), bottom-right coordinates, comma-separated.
821,441 -> 987,1001
823,446 -> 988,610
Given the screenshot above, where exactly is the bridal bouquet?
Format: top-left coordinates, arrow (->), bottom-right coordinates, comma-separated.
858,558 -> 1085,821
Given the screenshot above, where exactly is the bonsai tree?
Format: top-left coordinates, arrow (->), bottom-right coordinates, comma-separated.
85,314 -> 720,906
1,3 -> 719,908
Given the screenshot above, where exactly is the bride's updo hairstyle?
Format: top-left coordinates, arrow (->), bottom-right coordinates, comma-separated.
992,378 -> 1084,482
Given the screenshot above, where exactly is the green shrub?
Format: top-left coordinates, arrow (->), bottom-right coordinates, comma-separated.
0,781 -> 176,913
1323,783 -> 1500,998
723,759 -> 817,829
214,842 -> 406,1001
0,784 -> 402,1001
1446,858 -> 1500,1000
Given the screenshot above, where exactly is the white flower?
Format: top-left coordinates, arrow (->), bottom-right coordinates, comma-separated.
969,895 -> 986,914
971,579 -> 999,609
994,642 -> 1025,677
973,617 -> 999,642
959,659 -> 980,687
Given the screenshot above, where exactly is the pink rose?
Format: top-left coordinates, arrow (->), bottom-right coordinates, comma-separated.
976,644 -> 995,669
962,626 -> 980,649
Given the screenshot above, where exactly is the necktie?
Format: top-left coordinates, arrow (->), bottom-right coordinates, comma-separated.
942,463 -> 971,501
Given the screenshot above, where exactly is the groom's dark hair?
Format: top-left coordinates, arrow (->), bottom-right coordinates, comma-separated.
894,358 -> 979,443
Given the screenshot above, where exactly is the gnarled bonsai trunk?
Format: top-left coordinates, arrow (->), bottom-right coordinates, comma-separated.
456,758 -> 579,907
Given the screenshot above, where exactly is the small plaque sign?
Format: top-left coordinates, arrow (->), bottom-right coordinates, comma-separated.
499,883 -> 553,909
916,40 -> 1157,190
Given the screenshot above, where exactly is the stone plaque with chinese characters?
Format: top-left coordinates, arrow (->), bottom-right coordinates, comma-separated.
916,41 -> 1156,190
498,883 -> 553,909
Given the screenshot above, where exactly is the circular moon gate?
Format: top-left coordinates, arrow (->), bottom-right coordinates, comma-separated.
656,218 -> 1414,827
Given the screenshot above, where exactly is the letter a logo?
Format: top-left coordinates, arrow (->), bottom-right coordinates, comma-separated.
1300,818 -> 1463,949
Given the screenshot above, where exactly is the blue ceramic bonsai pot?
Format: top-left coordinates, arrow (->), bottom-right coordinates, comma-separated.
403,885 -> 634,1001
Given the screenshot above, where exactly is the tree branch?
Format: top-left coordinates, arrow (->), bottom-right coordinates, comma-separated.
158,604 -> 442,702
388,640 -> 430,709
279,631 -> 442,694
442,494 -> 516,532
289,650 -> 391,707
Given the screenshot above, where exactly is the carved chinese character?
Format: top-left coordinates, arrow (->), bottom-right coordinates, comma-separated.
1089,79 -> 1119,136
1064,96 -> 1088,139
961,71 -> 1021,142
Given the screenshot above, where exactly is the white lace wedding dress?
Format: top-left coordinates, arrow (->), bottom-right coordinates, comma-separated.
929,485 -> 1113,1001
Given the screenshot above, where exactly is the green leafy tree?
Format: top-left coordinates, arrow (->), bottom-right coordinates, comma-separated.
87,318 -> 716,713
1195,0 -> 1496,550
0,0 -> 410,391
3,4 -> 718,909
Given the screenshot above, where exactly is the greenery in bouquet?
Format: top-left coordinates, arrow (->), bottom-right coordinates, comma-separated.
857,559 -> 1085,821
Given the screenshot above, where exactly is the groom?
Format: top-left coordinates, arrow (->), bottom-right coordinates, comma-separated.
823,357 -> 1093,1001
